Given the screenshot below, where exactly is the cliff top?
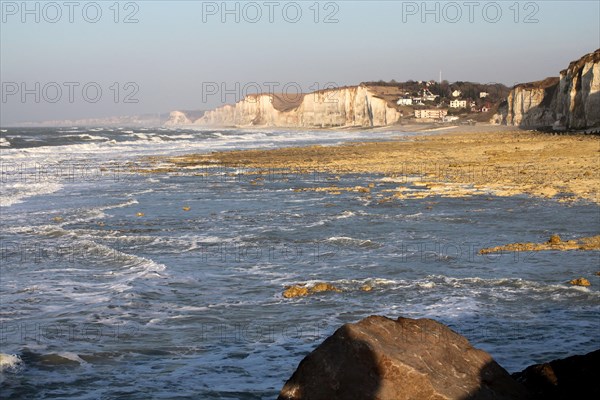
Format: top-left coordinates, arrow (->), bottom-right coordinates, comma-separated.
363,84 -> 408,109
245,85 -> 403,112
561,48 -> 600,75
515,76 -> 560,90
513,49 -> 599,90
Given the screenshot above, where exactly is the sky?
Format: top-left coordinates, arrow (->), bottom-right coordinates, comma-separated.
1,0 -> 599,124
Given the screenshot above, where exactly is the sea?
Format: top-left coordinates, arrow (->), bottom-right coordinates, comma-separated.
1,127 -> 598,399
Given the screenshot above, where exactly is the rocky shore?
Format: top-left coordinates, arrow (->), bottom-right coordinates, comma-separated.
278,316 -> 599,400
479,234 -> 600,254
155,127 -> 600,204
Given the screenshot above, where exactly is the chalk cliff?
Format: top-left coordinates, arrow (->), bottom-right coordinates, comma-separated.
168,85 -> 401,128
554,49 -> 600,129
494,49 -> 600,130
165,111 -> 193,126
503,77 -> 560,127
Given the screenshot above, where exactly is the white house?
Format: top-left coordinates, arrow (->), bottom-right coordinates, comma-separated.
397,98 -> 413,106
449,100 -> 467,108
414,109 -> 448,119
452,90 -> 462,98
479,92 -> 489,98
419,89 -> 439,102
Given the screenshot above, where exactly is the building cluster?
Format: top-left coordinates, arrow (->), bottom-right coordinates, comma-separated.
448,90 -> 491,111
397,87 -> 492,121
396,89 -> 439,106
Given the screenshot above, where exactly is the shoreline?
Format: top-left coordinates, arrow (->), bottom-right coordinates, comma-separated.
149,125 -> 600,204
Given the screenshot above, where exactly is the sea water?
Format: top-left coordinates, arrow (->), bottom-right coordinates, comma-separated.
1,127 -> 598,399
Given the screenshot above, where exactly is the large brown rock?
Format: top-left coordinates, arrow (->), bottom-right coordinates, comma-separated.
278,315 -> 530,400
512,349 -> 600,400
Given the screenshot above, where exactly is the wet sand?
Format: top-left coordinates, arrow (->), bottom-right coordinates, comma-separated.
157,126 -> 600,204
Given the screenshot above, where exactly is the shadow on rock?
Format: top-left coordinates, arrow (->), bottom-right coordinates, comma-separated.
512,349 -> 600,400
278,315 -> 530,400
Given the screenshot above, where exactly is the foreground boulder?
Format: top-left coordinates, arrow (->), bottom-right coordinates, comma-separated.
278,315 -> 530,400
512,349 -> 600,400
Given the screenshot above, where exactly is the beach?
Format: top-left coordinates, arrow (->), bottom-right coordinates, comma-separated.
159,126 -> 600,204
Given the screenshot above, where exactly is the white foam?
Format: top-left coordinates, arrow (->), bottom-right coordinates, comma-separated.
327,235 -> 354,241
3,223 -> 67,235
159,134 -> 194,140
98,198 -> 139,211
0,353 -> 22,372
76,134 -> 109,141
55,352 -> 88,365
0,181 -> 64,207
0,128 -> 409,209
336,211 -> 355,219
305,219 -> 328,227
0,137 -> 10,147
80,240 -> 168,275
58,129 -> 83,133
326,236 -> 378,247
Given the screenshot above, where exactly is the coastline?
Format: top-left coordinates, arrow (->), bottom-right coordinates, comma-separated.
3,126 -> 599,399
153,125 -> 600,204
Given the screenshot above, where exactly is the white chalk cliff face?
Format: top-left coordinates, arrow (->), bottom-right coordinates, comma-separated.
553,50 -> 600,129
291,86 -> 400,128
168,85 -> 400,128
164,111 -> 193,126
502,78 -> 558,127
495,49 -> 600,129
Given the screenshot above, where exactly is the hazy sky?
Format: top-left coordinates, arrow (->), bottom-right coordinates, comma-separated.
1,0 -> 599,124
